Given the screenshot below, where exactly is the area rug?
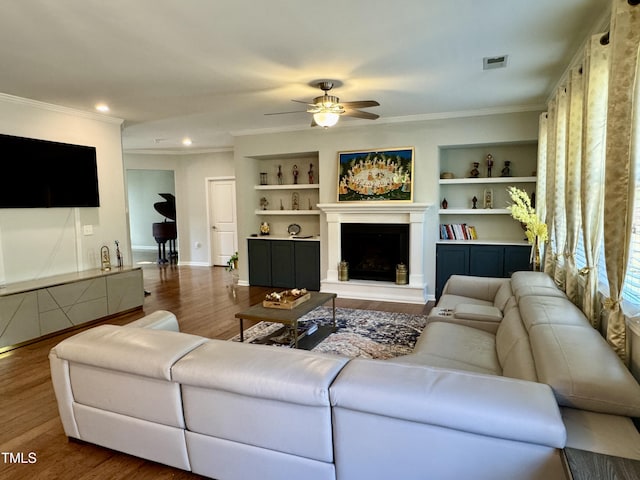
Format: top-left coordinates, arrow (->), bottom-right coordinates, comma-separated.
231,307 -> 428,360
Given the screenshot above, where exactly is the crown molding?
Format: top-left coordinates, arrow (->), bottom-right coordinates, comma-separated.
0,92 -> 124,125
231,104 -> 545,139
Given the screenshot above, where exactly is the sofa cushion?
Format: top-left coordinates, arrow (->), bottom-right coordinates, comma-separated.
493,281 -> 513,311
510,271 -> 566,301
519,295 -> 590,331
412,322 -> 501,375
495,309 -> 537,382
172,340 -> 349,464
530,324 -> 640,417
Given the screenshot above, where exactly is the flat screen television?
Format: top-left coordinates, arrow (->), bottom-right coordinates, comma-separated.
0,133 -> 100,208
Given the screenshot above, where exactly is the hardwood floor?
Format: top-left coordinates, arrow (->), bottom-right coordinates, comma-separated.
0,265 -> 432,479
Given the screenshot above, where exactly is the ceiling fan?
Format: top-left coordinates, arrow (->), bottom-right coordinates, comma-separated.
266,81 -> 380,127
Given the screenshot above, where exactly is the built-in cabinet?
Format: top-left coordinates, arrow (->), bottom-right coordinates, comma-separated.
0,267 -> 144,349
248,238 -> 320,291
439,142 -> 538,243
436,243 -> 531,299
436,142 -> 538,298
251,152 -> 320,238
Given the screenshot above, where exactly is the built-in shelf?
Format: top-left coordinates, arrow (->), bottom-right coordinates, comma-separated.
255,184 -> 319,190
439,176 -> 536,185
436,239 -> 530,246
439,208 -> 511,215
255,209 -> 321,215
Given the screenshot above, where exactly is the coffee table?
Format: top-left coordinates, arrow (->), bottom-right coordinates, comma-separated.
235,292 -> 337,348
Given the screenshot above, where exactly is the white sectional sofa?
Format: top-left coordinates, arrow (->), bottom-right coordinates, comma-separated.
420,271 -> 640,461
50,307 -> 567,480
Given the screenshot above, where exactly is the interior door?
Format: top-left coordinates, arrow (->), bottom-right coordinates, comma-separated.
208,178 -> 238,266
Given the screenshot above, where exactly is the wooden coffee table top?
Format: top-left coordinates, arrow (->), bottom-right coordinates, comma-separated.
234,291 -> 336,325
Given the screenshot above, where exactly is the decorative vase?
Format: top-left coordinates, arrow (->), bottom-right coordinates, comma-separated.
532,237 -> 541,271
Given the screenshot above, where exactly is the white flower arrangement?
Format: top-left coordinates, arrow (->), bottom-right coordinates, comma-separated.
506,186 -> 548,245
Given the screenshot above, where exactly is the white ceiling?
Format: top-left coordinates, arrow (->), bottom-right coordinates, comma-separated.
0,0 -> 608,151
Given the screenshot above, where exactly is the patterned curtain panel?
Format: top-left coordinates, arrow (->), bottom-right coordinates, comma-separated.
549,89 -> 569,288
544,98 -> 558,275
603,0 -> 640,362
537,113 -> 548,265
565,67 -> 585,303
580,33 -> 609,328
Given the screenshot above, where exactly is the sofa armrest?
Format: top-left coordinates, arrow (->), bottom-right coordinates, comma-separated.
454,304 -> 502,322
330,359 -> 566,448
441,275 -> 509,303
124,310 -> 180,332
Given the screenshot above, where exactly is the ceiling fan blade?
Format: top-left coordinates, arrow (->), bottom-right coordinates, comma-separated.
310,117 -> 318,127
343,109 -> 380,120
340,100 -> 380,108
264,110 -> 306,116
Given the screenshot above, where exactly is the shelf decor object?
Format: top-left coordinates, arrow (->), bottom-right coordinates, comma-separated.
506,186 -> 548,271
337,147 -> 414,202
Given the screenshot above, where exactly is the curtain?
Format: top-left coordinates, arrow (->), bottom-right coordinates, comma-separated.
565,67 -> 585,303
602,0 -> 640,362
581,33 -> 609,328
544,88 -> 569,287
544,98 -> 558,275
537,113 -> 548,264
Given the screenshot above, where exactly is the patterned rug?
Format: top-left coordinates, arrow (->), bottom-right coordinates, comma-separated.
231,307 -> 428,360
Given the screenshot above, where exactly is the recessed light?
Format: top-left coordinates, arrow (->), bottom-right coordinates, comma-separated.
95,103 -> 110,112
182,137 -> 193,146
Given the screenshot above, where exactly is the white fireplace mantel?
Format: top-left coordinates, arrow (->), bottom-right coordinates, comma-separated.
318,203 -> 432,304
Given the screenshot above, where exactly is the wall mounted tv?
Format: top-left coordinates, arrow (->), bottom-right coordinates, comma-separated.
0,133 -> 100,208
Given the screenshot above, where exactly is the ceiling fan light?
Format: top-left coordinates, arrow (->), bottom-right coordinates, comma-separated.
313,111 -> 340,127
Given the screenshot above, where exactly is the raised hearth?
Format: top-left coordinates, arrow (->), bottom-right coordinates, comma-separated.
318,203 -> 431,304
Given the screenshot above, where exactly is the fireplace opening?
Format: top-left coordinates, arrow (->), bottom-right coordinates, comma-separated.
341,223 -> 409,282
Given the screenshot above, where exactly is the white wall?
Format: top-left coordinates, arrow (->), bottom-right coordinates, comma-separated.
124,150 -> 235,266
234,110 -> 542,299
0,94 -> 127,285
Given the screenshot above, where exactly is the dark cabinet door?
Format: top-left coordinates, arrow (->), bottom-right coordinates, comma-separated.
436,245 -> 469,299
294,241 -> 320,291
271,240 -> 295,288
504,245 -> 532,276
469,245 -> 504,277
247,240 -> 271,287
248,239 -> 272,286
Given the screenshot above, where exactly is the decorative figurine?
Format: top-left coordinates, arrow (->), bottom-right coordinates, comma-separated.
483,188 -> 493,209
277,165 -> 283,185
101,245 -> 111,271
486,154 -> 494,177
260,221 -> 270,235
469,162 -> 480,178
472,196 -> 478,209
292,164 -> 299,184
292,192 -> 299,210
260,197 -> 269,210
308,163 -> 314,184
115,240 -> 123,268
501,161 -> 511,177
441,198 -> 448,209
280,199 -> 284,210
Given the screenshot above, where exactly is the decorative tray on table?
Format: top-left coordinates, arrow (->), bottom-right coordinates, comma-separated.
263,288 -> 310,309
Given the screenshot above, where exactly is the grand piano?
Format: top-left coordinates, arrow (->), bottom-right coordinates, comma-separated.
152,193 -> 177,264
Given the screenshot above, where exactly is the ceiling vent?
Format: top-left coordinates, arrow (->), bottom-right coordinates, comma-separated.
483,55 -> 508,70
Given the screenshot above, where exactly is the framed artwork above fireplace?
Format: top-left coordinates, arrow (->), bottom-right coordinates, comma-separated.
337,147 -> 414,202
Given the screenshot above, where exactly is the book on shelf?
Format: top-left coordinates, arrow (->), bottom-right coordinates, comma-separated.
439,223 -> 477,240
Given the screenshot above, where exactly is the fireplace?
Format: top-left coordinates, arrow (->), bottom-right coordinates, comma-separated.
318,202 -> 431,304
341,223 -> 409,282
